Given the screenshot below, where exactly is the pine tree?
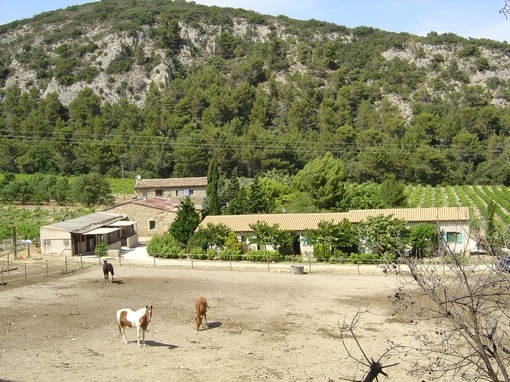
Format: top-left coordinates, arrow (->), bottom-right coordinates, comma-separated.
168,197 -> 200,245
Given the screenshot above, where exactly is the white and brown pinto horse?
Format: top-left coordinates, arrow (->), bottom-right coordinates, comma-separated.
116,305 -> 153,346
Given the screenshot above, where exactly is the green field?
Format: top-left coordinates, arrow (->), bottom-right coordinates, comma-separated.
108,177 -> 136,195
405,184 -> 510,226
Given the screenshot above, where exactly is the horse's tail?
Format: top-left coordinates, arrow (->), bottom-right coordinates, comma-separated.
109,263 -> 114,276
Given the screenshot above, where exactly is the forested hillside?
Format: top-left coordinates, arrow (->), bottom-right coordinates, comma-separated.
1,0 -> 510,185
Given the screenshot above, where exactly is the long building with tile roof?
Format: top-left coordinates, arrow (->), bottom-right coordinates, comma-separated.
199,207 -> 473,255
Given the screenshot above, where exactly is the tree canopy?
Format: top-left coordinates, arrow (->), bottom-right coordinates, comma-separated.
1,0 -> 510,185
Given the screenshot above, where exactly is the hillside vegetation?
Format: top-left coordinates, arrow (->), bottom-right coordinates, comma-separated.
0,0 -> 510,185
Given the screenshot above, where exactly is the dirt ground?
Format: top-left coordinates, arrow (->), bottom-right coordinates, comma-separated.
0,263 -> 438,382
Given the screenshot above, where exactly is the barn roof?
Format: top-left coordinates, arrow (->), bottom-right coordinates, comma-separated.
200,213 -> 349,233
198,207 -> 469,233
131,196 -> 180,211
134,177 -> 207,189
42,212 -> 127,234
347,207 -> 469,223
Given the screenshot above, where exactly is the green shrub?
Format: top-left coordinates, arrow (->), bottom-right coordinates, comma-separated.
381,252 -> 396,263
206,249 -> 218,260
189,247 -> 208,260
147,234 -> 184,258
221,247 -> 244,261
243,250 -> 282,262
346,253 -> 380,264
283,255 -> 301,262
312,243 -> 331,260
219,250 -> 243,261
94,242 -> 107,257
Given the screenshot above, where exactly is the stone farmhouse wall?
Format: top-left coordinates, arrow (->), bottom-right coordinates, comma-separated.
104,203 -> 176,238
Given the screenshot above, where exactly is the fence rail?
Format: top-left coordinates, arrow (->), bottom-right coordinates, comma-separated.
105,251 -> 407,275
0,254 -> 92,287
0,252 -> 393,287
0,250 -> 496,288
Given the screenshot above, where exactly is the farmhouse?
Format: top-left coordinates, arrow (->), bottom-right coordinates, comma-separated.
199,207 -> 474,255
39,177 -> 209,255
41,194 -> 205,255
104,196 -> 179,237
134,177 -> 207,206
39,212 -> 137,256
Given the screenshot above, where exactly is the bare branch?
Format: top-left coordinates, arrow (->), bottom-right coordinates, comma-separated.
404,249 -> 510,381
501,0 -> 510,20
339,310 -> 400,382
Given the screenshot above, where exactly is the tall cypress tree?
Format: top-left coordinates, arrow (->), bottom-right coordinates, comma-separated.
206,156 -> 220,215
225,168 -> 241,214
380,175 -> 408,208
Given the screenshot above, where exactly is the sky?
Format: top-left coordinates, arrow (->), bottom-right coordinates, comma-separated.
1,0 -> 509,42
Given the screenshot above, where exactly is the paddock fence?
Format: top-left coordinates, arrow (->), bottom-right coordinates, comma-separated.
95,249 -> 495,276
0,251 -> 395,289
0,250 -> 93,288
87,248 -> 410,276
0,245 -> 496,288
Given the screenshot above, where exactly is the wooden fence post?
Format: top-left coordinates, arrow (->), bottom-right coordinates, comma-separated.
12,226 -> 16,261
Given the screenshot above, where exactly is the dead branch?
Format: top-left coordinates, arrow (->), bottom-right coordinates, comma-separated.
339,311 -> 399,382
405,250 -> 510,382
501,0 -> 510,19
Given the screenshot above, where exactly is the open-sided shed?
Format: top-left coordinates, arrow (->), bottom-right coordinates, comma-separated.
39,212 -> 137,256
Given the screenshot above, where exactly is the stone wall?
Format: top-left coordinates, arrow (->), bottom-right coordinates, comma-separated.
104,202 -> 176,238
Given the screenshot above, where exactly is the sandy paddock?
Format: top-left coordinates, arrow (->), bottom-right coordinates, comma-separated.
0,263 -> 437,381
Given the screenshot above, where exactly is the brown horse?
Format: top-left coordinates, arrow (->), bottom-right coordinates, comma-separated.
195,296 -> 209,333
102,259 -> 114,283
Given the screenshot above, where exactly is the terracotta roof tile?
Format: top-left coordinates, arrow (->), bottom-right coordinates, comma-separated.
199,207 -> 469,232
347,207 -> 469,223
134,177 -> 207,189
200,213 -> 349,232
132,197 -> 180,211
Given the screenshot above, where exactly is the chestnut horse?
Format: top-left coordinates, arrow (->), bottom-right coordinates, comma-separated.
116,305 -> 153,346
195,297 -> 209,333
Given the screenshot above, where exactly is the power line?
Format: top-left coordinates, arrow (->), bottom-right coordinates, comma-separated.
0,129 -> 505,159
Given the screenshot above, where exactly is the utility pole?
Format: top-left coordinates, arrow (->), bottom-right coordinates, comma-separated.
121,161 -> 125,202
12,226 -> 16,260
